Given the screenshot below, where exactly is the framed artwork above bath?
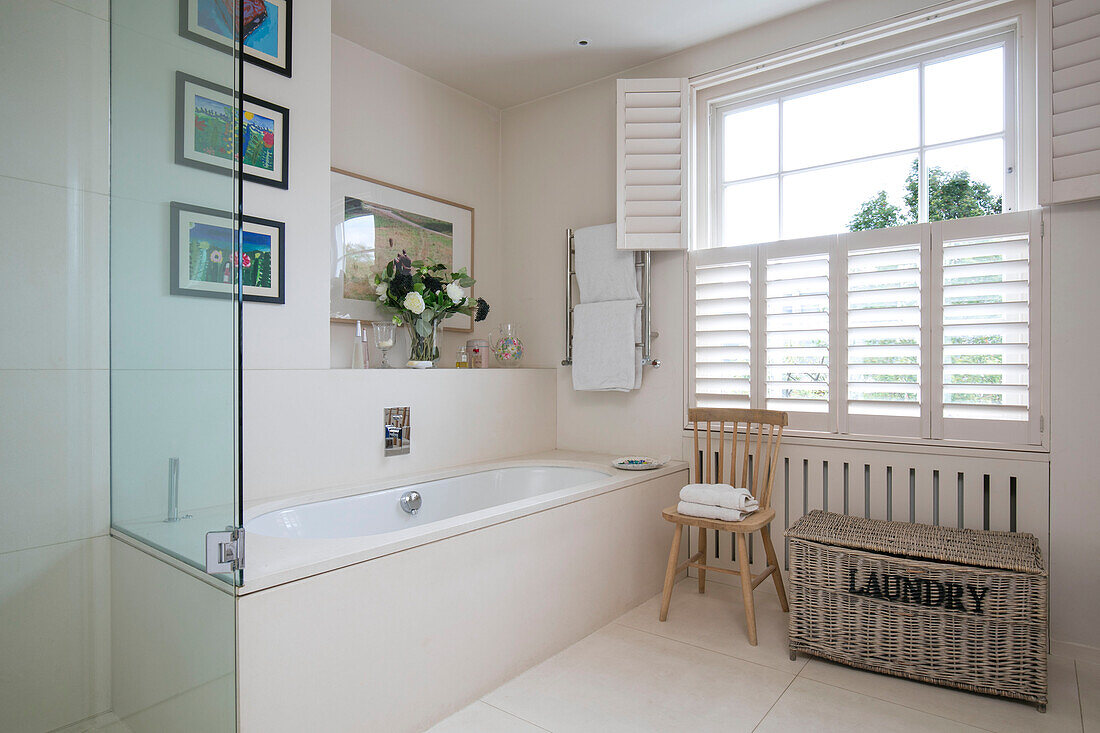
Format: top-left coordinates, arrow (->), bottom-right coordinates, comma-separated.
179,0 -> 293,78
175,71 -> 290,189
171,201 -> 286,304
330,168 -> 475,332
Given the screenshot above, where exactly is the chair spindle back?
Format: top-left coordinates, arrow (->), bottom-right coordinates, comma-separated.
688,408 -> 788,510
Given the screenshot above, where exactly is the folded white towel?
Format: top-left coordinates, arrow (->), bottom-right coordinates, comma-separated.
679,483 -> 758,511
677,501 -> 754,522
572,300 -> 639,391
573,223 -> 640,304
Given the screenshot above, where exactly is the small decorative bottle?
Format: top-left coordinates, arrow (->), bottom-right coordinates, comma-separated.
352,321 -> 367,369
456,346 -> 469,369
492,323 -> 524,367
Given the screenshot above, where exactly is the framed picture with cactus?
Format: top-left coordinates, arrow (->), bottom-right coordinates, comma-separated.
170,201 -> 285,304
330,168 -> 475,331
175,71 -> 290,189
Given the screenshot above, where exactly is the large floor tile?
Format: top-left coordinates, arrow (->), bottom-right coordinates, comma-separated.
427,702 -> 547,733
800,654 -> 1082,733
1080,660 -> 1100,733
483,623 -> 793,732
755,677 -> 987,732
615,576 -> 804,674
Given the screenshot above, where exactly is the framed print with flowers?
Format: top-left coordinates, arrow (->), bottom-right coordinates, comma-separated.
171,202 -> 285,304
330,168 -> 475,332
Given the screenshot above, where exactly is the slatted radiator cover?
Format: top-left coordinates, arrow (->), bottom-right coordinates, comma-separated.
681,436 -> 1050,578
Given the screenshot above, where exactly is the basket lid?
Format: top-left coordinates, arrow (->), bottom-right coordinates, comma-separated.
785,511 -> 1045,575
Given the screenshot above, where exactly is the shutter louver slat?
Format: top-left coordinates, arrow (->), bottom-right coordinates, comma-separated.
847,243 -> 922,421
1042,0 -> 1100,203
617,78 -> 689,250
694,259 -> 751,409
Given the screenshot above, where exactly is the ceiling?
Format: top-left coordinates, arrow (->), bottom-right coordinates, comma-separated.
331,0 -> 832,109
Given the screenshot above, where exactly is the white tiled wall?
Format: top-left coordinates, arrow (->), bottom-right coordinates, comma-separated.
243,368 -> 558,504
0,1 -> 112,731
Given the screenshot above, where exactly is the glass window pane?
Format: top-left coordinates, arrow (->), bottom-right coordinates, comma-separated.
783,68 -> 918,170
723,178 -> 779,246
926,138 -> 1004,221
925,46 -> 1004,145
782,154 -> 917,239
723,102 -> 778,181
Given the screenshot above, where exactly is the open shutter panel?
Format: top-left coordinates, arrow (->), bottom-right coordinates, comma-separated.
616,78 -> 689,250
1040,0 -> 1100,203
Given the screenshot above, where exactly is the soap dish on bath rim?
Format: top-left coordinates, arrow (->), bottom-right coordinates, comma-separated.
612,456 -> 669,471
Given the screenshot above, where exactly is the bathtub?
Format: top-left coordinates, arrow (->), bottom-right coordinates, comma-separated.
236,451 -> 689,733
247,465 -> 611,540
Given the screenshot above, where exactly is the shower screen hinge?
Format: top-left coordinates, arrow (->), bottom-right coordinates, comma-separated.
205,527 -> 245,574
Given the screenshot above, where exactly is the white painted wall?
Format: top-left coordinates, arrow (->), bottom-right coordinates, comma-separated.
239,33 -> 557,504
1047,200 -> 1100,660
329,34 -> 506,368
499,0 -> 1100,654
0,1 -> 111,730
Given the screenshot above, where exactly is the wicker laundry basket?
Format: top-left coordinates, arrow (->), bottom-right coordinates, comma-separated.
786,510 -> 1048,710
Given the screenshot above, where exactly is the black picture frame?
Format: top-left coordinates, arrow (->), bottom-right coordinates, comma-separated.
175,71 -> 290,190
178,0 -> 293,78
171,201 -> 286,304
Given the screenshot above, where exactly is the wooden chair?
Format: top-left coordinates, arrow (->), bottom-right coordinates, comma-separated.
659,408 -> 789,646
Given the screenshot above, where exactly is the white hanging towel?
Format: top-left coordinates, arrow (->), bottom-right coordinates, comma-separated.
572,300 -> 638,391
573,223 -> 640,303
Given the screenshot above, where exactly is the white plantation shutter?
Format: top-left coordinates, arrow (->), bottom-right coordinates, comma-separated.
1039,0 -> 1100,203
842,224 -> 927,438
693,250 -> 752,408
616,78 -> 689,250
687,212 -> 1042,446
934,211 -> 1041,445
765,239 -> 834,431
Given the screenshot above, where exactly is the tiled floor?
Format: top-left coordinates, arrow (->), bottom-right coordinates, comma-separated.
430,578 -> 1095,732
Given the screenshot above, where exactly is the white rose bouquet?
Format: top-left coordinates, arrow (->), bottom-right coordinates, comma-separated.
365,251 -> 490,365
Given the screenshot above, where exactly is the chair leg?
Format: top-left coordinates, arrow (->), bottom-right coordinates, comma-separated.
697,527 -> 707,594
761,525 -> 789,613
659,523 -> 683,622
735,532 -> 757,646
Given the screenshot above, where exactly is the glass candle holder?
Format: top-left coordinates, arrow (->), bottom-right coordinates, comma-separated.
372,322 -> 396,368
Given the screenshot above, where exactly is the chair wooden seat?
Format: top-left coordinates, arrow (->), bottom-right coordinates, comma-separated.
662,506 -> 776,533
659,408 -> 789,646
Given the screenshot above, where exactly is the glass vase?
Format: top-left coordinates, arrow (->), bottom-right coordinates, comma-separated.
406,318 -> 439,368
492,323 -> 524,367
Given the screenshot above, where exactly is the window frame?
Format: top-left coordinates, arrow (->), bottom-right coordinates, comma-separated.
685,1 -> 1044,452
708,31 -> 1019,249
